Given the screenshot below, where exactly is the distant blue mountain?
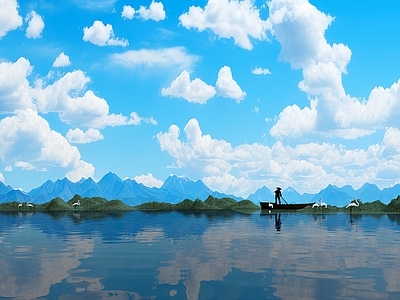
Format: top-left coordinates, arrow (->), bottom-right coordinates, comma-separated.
380,184 -> 400,203
0,173 -> 241,205
356,183 -> 381,203
0,181 -> 13,194
247,186 -> 273,203
0,175 -> 399,205
282,186 -> 302,203
310,184 -> 353,207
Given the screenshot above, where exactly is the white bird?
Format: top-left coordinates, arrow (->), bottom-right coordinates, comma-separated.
18,203 -> 23,207
26,202 -> 33,208
320,201 -> 328,208
268,202 -> 273,208
72,199 -> 80,207
346,198 -> 359,209
312,202 -> 319,208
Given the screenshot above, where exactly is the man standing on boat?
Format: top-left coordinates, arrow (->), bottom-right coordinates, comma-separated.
274,187 -> 282,204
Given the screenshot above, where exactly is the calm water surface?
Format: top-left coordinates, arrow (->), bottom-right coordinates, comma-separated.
1,211 -> 400,300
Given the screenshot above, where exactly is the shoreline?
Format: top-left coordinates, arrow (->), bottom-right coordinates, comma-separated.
1,194 -> 400,213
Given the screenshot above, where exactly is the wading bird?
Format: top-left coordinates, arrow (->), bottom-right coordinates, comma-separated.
312,202 -> 319,208
26,202 -> 33,208
346,198 -> 359,213
72,199 -> 80,207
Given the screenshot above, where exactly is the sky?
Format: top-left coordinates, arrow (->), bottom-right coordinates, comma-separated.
1,0 -> 400,198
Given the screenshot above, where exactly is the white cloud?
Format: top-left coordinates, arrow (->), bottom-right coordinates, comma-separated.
15,161 -> 35,170
0,0 -> 23,38
127,112 -> 158,125
31,69 -> 154,129
267,0 -> 350,70
0,58 -> 156,131
0,57 -> 35,113
161,66 -> 246,104
270,101 -> 317,138
121,5 -> 135,19
156,119 -> 400,196
161,70 -> 216,104
264,0 -> 400,140
52,52 -> 71,68
298,61 -> 345,99
0,109 -> 94,180
66,128 -> 104,144
137,1 -> 166,21
83,20 -> 128,47
379,127 -> 400,157
110,47 -> 199,72
122,2 -> 165,21
215,66 -> 246,102
252,67 -> 271,75
25,10 -> 44,39
132,173 -> 163,188
179,0 -> 268,50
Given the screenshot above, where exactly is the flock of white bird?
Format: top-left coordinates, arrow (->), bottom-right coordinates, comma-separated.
312,198 -> 360,209
17,200 -> 81,208
17,202 -> 33,208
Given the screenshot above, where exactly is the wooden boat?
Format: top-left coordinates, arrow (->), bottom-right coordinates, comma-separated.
259,201 -> 314,210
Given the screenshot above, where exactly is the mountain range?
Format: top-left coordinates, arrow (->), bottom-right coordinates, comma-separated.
1,172 -> 399,207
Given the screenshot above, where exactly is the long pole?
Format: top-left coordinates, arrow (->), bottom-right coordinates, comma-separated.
281,196 -> 288,204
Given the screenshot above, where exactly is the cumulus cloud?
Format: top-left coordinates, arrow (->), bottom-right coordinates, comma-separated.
132,173 -> 163,188
121,2 -> 165,21
1,57 -> 156,133
161,70 -> 216,104
15,161 -> 35,170
179,0 -> 268,50
156,119 -> 400,196
0,0 -> 23,37
0,109 -> 94,180
66,128 -> 104,144
0,57 -> 35,113
83,20 -> 128,47
264,0 -> 400,140
270,101 -> 317,138
161,66 -> 246,103
127,112 -> 158,125
137,1 -> 166,21
0,172 -> 4,183
52,52 -> 71,68
252,67 -> 271,75
25,10 -> 44,39
29,69 -> 156,129
110,47 -> 199,72
216,66 -> 246,102
121,5 -> 135,19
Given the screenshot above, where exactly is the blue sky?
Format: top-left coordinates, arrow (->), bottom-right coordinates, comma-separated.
1,0 -> 400,197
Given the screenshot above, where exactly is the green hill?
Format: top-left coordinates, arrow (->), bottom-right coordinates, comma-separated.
2,194 -> 400,213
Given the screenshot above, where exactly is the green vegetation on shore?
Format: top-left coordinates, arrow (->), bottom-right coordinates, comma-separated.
1,194 -> 400,213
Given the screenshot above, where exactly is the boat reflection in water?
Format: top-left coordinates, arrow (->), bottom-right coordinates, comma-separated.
1,211 -> 400,300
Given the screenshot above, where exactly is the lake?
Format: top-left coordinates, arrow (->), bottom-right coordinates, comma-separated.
1,210 -> 400,300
